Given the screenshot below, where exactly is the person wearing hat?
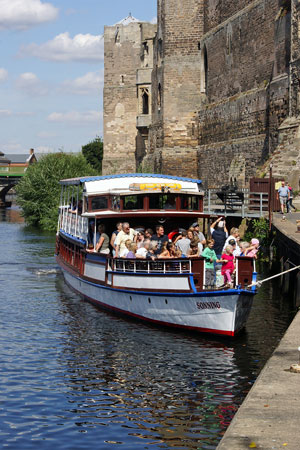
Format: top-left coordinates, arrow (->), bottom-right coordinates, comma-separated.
191,222 -> 206,245
210,217 -> 228,259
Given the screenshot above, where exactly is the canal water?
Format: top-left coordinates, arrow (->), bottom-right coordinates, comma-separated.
0,208 -> 296,450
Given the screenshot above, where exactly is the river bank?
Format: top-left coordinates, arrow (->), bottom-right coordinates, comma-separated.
217,212 -> 300,450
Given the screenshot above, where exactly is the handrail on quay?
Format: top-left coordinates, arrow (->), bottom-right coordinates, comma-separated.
204,188 -> 269,218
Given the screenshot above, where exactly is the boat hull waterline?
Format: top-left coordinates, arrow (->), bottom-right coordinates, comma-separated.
60,263 -> 254,337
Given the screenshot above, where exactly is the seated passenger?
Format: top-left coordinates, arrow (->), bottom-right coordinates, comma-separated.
126,242 -> 137,259
95,224 -> 110,254
136,239 -> 150,258
239,241 -> 250,256
120,239 -> 132,258
158,242 -> 173,258
245,238 -> 259,259
147,241 -> 158,260
228,238 -> 241,258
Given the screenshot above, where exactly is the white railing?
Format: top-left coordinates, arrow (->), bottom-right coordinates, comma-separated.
59,208 -> 89,242
110,258 -> 192,274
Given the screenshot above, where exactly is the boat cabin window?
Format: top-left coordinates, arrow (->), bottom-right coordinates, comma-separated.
181,195 -> 200,211
90,196 -> 108,211
112,195 -> 120,211
149,194 -> 177,210
123,195 -> 144,210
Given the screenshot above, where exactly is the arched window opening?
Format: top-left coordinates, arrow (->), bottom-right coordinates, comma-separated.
142,90 -> 149,115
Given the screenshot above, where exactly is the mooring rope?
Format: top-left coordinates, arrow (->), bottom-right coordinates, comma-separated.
249,264 -> 300,288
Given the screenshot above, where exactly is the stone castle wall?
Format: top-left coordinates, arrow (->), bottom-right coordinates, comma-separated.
102,1 -> 299,188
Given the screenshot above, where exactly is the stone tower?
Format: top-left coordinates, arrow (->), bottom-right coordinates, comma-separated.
102,15 -> 156,175
147,0 -> 205,178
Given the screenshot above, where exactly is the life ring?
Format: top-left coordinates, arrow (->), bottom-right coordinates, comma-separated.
168,230 -> 179,242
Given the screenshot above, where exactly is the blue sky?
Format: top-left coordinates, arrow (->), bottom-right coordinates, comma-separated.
0,0 -> 157,154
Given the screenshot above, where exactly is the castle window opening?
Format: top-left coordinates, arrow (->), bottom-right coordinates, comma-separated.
142,89 -> 149,115
200,45 -> 208,94
158,83 -> 162,110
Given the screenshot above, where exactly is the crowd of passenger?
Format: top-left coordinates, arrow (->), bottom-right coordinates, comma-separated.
86,218 -> 259,288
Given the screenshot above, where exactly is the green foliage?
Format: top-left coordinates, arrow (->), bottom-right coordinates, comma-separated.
244,218 -> 272,247
82,136 -> 103,172
16,152 -> 97,231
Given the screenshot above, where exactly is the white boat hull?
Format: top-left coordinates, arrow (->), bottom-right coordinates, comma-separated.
61,267 -> 254,337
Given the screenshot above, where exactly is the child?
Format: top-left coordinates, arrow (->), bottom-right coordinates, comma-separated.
201,239 -> 218,288
126,242 -> 137,259
245,238 -> 259,259
220,245 -> 235,287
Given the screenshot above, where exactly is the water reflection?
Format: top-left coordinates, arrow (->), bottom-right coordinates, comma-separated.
0,210 -> 296,450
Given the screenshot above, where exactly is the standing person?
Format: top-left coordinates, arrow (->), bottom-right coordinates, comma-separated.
287,183 -> 296,212
220,245 -> 235,288
191,222 -> 206,246
150,225 -> 169,255
95,224 -> 110,254
223,227 -> 240,251
114,222 -> 137,257
277,180 -> 290,214
144,228 -> 154,239
110,222 -> 122,256
174,230 -> 191,256
136,231 -> 145,249
88,220 -> 100,249
201,239 -> 218,288
210,217 -> 228,259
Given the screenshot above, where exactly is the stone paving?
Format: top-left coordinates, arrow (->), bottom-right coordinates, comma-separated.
217,210 -> 300,450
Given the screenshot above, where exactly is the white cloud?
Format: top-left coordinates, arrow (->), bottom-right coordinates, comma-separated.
21,32 -> 104,62
150,16 -> 157,24
47,110 -> 101,123
0,68 -> 8,82
0,109 -> 12,116
0,0 -> 58,30
61,70 -> 103,95
15,72 -> 49,96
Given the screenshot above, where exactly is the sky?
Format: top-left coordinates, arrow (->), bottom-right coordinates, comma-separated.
0,0 -> 157,155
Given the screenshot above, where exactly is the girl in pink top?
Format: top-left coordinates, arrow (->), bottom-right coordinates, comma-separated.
245,238 -> 259,259
220,245 -> 235,286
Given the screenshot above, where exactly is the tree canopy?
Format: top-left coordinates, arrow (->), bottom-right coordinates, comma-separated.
82,136 -> 103,172
16,152 -> 96,231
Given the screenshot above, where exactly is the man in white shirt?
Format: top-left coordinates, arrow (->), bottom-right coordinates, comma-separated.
114,222 -> 137,257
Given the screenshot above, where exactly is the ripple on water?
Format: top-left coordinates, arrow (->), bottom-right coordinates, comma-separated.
0,213 -> 296,449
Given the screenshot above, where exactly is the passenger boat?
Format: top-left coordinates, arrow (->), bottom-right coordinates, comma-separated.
55,173 -> 257,337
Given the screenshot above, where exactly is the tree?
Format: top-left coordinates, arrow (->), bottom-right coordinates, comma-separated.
16,152 -> 97,231
82,136 -> 103,172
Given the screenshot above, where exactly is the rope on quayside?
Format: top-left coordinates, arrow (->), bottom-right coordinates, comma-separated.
249,264 -> 300,288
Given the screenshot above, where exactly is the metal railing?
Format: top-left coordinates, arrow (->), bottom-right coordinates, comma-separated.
204,189 -> 269,218
59,208 -> 89,241
108,257 -> 192,274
